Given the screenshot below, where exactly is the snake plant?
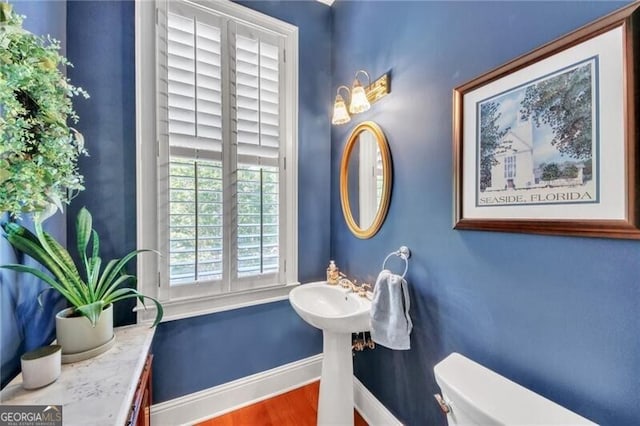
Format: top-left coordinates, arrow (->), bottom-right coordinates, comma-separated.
0,207 -> 163,327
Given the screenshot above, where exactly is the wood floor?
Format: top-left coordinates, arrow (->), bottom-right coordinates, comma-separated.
196,381 -> 367,426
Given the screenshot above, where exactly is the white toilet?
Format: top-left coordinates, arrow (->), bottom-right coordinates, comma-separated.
434,353 -> 596,425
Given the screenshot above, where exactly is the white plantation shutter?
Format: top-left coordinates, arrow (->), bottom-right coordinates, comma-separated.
155,0 -> 290,300
158,1 -> 227,299
137,0 -> 297,321
167,11 -> 222,153
167,7 -> 224,288
230,23 -> 283,287
235,166 -> 279,279
233,24 -> 281,166
167,9 -> 223,153
168,158 -> 223,282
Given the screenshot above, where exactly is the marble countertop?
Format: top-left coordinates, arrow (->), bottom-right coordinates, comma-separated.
0,324 -> 155,426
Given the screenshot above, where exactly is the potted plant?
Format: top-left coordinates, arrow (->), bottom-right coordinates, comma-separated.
0,207 -> 163,358
0,3 -> 88,217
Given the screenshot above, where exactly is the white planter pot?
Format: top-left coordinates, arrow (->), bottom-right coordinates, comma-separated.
56,304 -> 114,356
20,345 -> 61,390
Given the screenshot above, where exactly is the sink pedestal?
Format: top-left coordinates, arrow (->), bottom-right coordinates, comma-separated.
288,282 -> 371,426
318,331 -> 354,426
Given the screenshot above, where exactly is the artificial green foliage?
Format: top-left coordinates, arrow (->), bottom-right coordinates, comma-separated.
0,3 -> 88,217
0,207 -> 163,327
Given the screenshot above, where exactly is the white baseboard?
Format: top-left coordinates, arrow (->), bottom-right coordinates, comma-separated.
354,377 -> 403,426
151,354 -> 323,425
151,353 -> 403,426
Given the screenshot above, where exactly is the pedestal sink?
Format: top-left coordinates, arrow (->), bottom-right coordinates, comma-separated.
289,281 -> 371,426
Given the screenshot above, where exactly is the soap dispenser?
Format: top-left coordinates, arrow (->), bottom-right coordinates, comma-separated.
326,260 -> 339,285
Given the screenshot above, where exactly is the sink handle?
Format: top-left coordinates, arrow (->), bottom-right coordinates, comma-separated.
358,283 -> 372,297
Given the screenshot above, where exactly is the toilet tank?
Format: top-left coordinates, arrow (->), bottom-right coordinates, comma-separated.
434,353 -> 596,425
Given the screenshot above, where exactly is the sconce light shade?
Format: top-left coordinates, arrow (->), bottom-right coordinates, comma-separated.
349,79 -> 370,114
331,70 -> 389,126
332,91 -> 351,125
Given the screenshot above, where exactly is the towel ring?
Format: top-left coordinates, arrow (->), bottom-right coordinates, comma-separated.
382,246 -> 411,278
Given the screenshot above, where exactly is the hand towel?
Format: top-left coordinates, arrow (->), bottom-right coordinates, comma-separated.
370,269 -> 412,350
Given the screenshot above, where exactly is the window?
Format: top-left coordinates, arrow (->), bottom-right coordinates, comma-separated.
136,0 -> 298,321
504,155 -> 516,179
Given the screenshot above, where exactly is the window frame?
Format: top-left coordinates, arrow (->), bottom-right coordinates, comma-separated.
135,0 -> 299,323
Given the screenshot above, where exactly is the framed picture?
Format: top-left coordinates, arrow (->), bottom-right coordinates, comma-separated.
453,3 -> 640,239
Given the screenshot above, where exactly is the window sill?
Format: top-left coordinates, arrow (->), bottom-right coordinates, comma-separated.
136,282 -> 300,324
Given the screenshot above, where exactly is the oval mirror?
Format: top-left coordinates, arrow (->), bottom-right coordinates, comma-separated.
340,121 -> 392,239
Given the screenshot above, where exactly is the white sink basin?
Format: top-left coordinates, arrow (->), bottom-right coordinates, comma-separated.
289,281 -> 371,333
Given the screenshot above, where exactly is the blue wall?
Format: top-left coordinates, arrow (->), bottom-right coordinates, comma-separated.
152,300 -> 322,402
66,0 -> 138,327
0,1 -> 68,388
152,0 -> 330,403
331,2 -> 639,425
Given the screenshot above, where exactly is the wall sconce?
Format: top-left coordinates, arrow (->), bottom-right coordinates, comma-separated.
332,85 -> 352,125
332,69 -> 390,125
349,70 -> 371,114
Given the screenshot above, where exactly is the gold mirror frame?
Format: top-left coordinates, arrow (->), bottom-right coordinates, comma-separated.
340,121 -> 392,239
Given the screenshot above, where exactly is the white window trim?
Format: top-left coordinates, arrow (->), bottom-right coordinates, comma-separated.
135,0 -> 299,323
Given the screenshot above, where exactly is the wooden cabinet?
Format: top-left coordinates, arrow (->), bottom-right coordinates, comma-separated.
127,354 -> 153,426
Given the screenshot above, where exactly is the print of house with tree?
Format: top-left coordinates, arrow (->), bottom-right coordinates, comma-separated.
480,60 -> 594,196
486,118 -> 536,191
